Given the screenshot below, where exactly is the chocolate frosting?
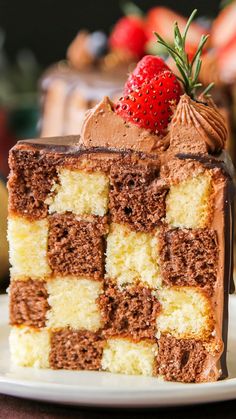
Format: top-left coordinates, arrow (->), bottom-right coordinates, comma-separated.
81,94 -> 227,156
81,97 -> 169,153
170,94 -> 227,154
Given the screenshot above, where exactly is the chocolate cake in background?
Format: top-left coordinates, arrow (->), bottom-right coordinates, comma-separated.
39,28 -> 137,137
40,59 -> 129,138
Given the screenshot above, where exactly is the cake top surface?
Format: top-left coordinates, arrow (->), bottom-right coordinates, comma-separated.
80,93 -> 227,156
19,136 -> 82,148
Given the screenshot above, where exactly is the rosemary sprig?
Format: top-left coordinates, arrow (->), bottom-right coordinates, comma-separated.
154,9 -> 213,99
201,82 -> 215,97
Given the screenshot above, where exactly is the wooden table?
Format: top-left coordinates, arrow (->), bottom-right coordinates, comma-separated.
0,394 -> 235,419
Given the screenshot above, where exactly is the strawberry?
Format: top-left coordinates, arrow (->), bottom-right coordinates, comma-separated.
109,16 -> 147,58
217,34 -> 236,83
212,2 -> 236,50
124,55 -> 170,94
145,7 -> 208,46
115,71 -> 182,135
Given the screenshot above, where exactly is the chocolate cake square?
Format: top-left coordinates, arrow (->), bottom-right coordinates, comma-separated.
109,165 -> 168,232
157,335 -> 209,383
99,282 -> 161,339
159,228 -> 218,291
50,329 -> 105,370
9,280 -> 49,328
47,214 -> 106,279
8,147 -> 58,219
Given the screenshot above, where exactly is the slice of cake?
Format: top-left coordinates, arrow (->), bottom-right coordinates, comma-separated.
8,12 -> 234,383
40,27 -> 136,138
40,62 -> 127,138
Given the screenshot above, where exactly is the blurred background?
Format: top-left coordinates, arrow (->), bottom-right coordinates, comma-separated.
0,0 -> 226,156
1,0 -> 236,287
0,0 -> 221,66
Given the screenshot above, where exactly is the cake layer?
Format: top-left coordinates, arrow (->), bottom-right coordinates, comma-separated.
10,324 -> 221,381
8,217 -> 51,279
109,165 -> 167,232
99,282 -> 161,339
10,280 -> 49,328
156,287 -> 214,340
50,329 -> 105,370
166,173 -> 212,228
159,228 -> 218,291
46,168 -> 109,216
46,277 -> 103,331
105,223 -> 160,288
101,338 -> 157,376
9,277 -> 215,343
47,214 -> 107,279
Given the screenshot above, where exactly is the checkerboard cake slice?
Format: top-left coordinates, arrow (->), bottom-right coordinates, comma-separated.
7,13 -> 235,381
7,88 -> 234,383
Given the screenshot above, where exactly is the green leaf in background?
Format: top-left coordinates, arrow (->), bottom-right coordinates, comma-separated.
0,27 -> 41,138
220,0 -> 234,9
9,106 -> 39,139
0,28 -> 41,109
145,39 -> 170,57
120,1 -> 144,17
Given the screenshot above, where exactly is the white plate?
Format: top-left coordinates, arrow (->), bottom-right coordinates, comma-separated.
0,294 -> 236,408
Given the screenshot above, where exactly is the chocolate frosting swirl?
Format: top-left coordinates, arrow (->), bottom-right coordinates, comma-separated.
171,94 -> 227,153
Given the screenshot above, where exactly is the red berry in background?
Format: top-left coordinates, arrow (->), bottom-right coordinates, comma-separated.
185,42 -> 199,63
109,16 -> 147,58
217,34 -> 236,84
212,1 -> 236,50
116,70 -> 182,135
145,7 -> 207,46
124,55 -> 170,94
